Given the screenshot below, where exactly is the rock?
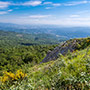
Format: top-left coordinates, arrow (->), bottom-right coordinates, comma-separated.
41,39 -> 81,63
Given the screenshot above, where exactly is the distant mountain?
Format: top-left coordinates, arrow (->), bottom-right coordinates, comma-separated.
0,23 -> 90,39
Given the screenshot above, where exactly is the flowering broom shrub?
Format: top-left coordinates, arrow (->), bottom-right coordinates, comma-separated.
0,70 -> 27,83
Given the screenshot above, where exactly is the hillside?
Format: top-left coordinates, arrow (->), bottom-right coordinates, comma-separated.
0,30 -> 65,47
42,38 -> 90,63
0,37 -> 90,90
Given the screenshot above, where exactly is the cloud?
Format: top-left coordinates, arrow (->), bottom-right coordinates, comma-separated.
21,15 -> 51,19
0,0 -> 42,9
8,9 -> 13,12
64,0 -> 88,6
77,10 -> 89,14
0,9 -> 13,15
52,3 -> 61,7
43,1 -> 88,7
0,1 -> 11,9
43,2 -> 61,9
67,17 -> 90,21
29,15 -> 51,18
0,11 -> 7,15
21,1 -> 42,6
0,0 -> 89,10
70,15 -> 80,18
45,7 -> 52,9
43,2 -> 52,5
1,15 -> 90,27
43,2 -> 61,7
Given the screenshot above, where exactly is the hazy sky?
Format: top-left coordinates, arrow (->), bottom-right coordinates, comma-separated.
0,0 -> 90,26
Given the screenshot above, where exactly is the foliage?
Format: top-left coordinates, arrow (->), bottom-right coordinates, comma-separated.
0,30 -> 64,47
0,45 -> 56,73
0,37 -> 90,90
0,70 -> 27,82
1,45 -> 90,89
0,70 -> 27,90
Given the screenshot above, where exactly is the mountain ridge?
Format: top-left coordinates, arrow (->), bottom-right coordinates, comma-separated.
41,37 -> 90,63
0,23 -> 90,39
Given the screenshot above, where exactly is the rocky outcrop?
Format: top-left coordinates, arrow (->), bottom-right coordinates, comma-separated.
41,39 -> 80,63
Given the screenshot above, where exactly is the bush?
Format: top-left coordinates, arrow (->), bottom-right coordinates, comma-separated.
0,70 -> 27,89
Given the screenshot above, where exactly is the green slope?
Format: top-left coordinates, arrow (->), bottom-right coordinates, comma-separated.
0,38 -> 90,90
0,30 -> 65,47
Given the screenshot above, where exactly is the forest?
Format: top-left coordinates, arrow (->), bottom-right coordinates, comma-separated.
0,30 -> 67,47
0,30 -> 59,72
0,30 -> 90,90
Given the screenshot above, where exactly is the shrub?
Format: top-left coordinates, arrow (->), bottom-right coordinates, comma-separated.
0,70 -> 27,83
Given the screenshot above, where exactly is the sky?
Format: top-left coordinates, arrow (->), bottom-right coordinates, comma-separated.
0,0 -> 90,26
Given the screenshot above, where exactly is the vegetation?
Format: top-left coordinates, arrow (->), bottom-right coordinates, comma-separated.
1,45 -> 90,89
0,45 -> 57,73
0,30 -> 65,47
0,30 -> 90,90
0,70 -> 27,83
